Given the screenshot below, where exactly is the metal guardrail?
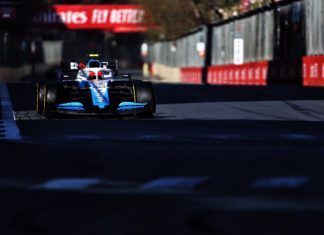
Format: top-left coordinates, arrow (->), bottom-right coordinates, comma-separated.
305,0 -> 324,56
211,10 -> 274,65
149,0 -> 313,68
149,26 -> 207,68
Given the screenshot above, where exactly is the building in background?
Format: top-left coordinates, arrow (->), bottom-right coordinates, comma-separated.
0,0 -> 148,82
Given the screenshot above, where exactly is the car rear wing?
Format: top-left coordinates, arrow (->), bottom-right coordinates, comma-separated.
61,59 -> 119,78
61,59 -> 118,71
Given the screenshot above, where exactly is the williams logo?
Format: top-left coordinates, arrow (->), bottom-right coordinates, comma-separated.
96,81 -> 107,91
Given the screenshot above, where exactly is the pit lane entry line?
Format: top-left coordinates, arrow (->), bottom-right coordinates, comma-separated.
0,84 -> 21,141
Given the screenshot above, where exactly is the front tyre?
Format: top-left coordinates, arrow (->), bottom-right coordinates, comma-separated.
133,81 -> 156,118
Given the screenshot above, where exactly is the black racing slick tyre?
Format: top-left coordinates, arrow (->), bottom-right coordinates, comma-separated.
133,81 -> 156,118
36,83 -> 45,115
43,83 -> 61,119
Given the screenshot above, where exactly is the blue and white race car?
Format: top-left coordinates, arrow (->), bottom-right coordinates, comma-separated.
36,55 -> 155,118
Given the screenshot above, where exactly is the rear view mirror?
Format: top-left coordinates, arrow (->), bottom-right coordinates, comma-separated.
61,61 -> 79,71
61,74 -> 70,79
122,74 -> 131,79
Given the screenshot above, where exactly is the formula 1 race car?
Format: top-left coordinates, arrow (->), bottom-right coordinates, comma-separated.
36,54 -> 156,118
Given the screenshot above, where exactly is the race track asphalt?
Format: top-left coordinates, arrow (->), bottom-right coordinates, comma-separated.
1,82 -> 324,234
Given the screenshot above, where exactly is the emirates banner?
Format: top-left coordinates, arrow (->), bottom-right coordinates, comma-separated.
33,5 -> 147,32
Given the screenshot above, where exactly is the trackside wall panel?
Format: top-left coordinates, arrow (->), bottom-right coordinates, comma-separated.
303,0 -> 324,86
148,27 -> 207,83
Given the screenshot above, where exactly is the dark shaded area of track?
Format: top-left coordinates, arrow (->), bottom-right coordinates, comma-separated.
1,82 -> 324,234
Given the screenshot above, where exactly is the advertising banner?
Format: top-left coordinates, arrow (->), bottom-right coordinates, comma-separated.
33,5 -> 147,32
233,38 -> 244,65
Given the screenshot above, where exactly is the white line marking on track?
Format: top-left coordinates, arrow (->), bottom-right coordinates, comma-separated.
65,135 -> 101,140
0,177 -> 322,211
137,134 -> 176,141
34,178 -> 102,190
250,176 -> 310,189
281,134 -> 317,140
13,110 -> 45,120
0,84 -> 21,141
141,177 -> 209,190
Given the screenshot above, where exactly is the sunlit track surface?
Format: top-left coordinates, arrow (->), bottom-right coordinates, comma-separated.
2,82 -> 324,234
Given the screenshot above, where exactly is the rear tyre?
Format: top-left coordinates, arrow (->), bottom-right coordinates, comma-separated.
133,81 -> 156,118
43,83 -> 61,119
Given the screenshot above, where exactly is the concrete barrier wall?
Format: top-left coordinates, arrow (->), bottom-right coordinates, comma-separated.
151,64 -> 203,84
0,63 -> 53,82
152,63 -> 181,83
303,55 -> 324,86
208,61 -> 268,86
181,67 -> 203,84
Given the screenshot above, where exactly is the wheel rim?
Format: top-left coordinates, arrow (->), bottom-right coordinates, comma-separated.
37,85 -> 45,115
36,83 -> 39,112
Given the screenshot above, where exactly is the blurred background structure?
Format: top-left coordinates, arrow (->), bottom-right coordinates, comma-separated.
0,0 -> 149,81
0,0 -> 322,86
145,0 -> 323,87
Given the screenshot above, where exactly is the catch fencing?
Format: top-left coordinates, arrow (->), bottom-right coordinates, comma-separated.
149,26 -> 207,83
211,10 -> 274,66
147,0 -> 324,86
150,27 -> 207,68
209,0 -> 305,85
305,0 -> 323,56
208,9 -> 274,85
303,0 -> 324,86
